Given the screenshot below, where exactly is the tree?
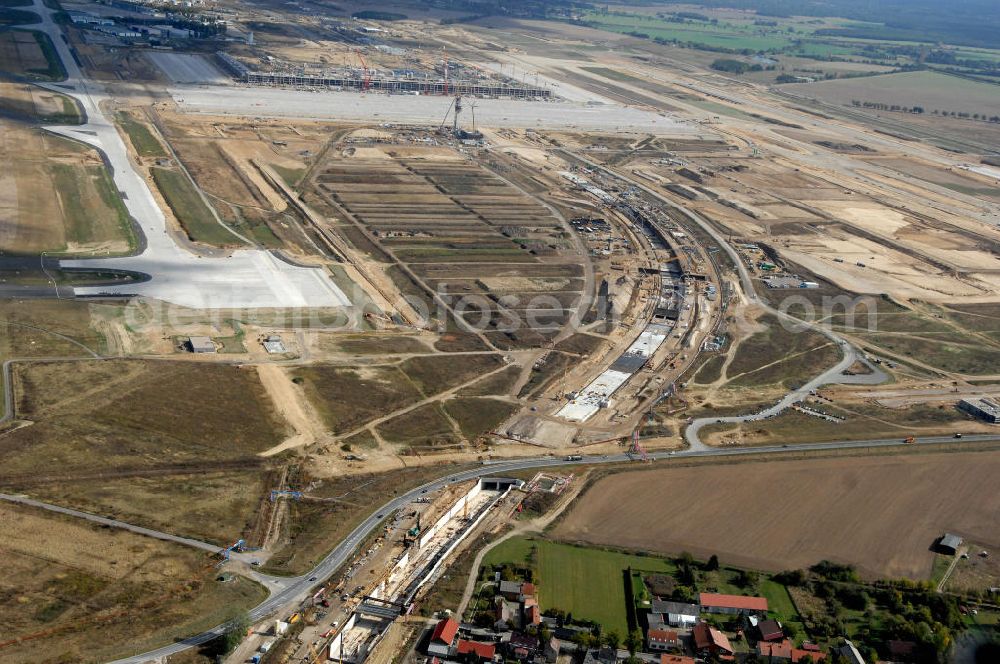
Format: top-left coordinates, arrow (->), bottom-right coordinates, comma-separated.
572,631 -> 594,650
625,628 -> 643,656
705,554 -> 720,571
605,629 -> 622,652
223,611 -> 250,654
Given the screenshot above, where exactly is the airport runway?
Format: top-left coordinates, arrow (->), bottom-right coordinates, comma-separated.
21,0 -> 350,310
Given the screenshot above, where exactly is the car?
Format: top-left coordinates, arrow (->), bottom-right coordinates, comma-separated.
376,513 -> 384,518
309,576 -> 317,582
954,433 -> 963,439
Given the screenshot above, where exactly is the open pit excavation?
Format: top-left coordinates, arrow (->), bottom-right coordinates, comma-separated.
22,0 -> 350,310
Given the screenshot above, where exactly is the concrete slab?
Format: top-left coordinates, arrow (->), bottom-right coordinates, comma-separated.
25,0 -> 350,310
167,84 -> 699,134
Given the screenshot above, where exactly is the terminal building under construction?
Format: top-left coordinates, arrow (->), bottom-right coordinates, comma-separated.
215,52 -> 552,98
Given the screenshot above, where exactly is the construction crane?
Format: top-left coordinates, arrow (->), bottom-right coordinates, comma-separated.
438,95 -> 463,135
627,420 -> 649,462
216,539 -> 247,566
354,48 -> 371,91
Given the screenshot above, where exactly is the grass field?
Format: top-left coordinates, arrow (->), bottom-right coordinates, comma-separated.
263,464 -> 474,575
0,502 -> 267,663
443,397 -> 518,439
581,10 -> 792,52
117,112 -> 166,158
377,402 -> 459,449
553,451 -> 1000,580
293,365 -> 423,435
50,163 -> 136,253
484,537 -> 676,632
725,314 -> 841,388
151,167 -> 236,246
699,400 -> 988,447
0,359 -> 286,543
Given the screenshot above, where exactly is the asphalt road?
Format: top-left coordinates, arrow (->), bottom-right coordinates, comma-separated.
110,431 -> 1000,663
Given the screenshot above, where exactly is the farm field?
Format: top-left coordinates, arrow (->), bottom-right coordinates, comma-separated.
782,70 -> 1000,117
553,451 -> 1000,580
0,502 -> 267,664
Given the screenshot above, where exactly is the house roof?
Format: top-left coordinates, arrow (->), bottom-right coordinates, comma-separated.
759,640 -> 793,659
651,600 -> 699,615
526,605 -> 541,624
661,655 -> 695,664
648,629 -> 679,643
940,533 -> 963,549
431,618 -> 459,645
761,641 -> 827,663
693,622 -> 733,653
521,582 -> 536,596
457,640 -> 496,659
499,580 -> 521,593
757,618 -> 784,640
699,592 -> 768,612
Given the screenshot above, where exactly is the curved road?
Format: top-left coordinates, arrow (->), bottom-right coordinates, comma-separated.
111,431 -> 1000,663
555,150 -> 890,449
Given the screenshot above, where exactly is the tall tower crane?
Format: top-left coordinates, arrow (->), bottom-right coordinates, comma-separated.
354,48 -> 371,91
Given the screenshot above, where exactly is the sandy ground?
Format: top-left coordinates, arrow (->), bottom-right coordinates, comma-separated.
553,451 -> 1000,579
256,363 -> 329,456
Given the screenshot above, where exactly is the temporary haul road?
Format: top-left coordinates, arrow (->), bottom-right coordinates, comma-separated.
21,0 -> 350,310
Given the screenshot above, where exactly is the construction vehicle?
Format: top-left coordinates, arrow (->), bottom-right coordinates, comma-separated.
903,436 -> 915,444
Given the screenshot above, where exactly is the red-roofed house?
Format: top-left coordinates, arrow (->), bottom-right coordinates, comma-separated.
699,593 -> 768,616
759,639 -> 826,663
647,629 -> 680,652
428,618 -> 460,657
457,640 -> 496,661
521,582 -> 536,598
757,619 -> 785,642
661,655 -> 695,664
526,605 -> 542,626
693,622 -> 733,656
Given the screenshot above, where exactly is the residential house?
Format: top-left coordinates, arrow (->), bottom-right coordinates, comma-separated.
543,636 -> 561,663
457,640 -> 496,662
583,647 -> 618,664
834,640 -> 865,664
507,632 -> 540,661
699,592 -> 768,617
759,639 -> 827,663
692,622 -> 734,657
650,600 -> 699,628
499,580 -> 523,601
427,618 -> 460,657
646,629 -> 680,652
888,640 -> 919,662
646,612 -> 668,630
660,656 -> 695,664
757,619 -> 784,642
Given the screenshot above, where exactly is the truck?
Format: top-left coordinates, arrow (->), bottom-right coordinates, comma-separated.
903,436 -> 915,444
564,455 -> 583,461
